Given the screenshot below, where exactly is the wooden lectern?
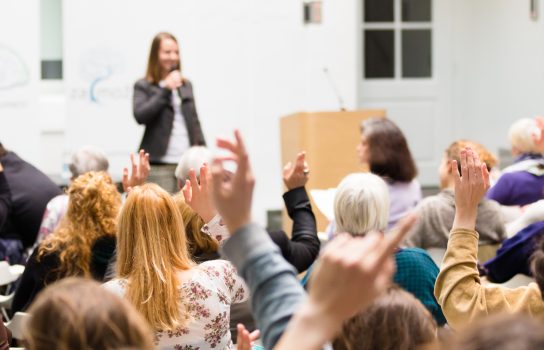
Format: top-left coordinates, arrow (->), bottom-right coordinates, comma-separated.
280,110 -> 386,232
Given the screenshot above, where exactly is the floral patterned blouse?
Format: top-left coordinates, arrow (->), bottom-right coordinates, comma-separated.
103,260 -> 248,350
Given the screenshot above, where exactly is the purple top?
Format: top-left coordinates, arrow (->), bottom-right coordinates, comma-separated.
487,154 -> 544,206
387,179 -> 422,229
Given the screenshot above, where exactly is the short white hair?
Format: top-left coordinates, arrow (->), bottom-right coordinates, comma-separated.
508,118 -> 539,154
175,146 -> 213,180
334,173 -> 389,236
69,146 -> 109,178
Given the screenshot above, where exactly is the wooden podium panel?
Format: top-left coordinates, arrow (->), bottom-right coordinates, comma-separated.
280,110 -> 386,232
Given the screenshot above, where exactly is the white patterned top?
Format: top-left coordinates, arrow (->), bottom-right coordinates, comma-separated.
103,260 -> 248,350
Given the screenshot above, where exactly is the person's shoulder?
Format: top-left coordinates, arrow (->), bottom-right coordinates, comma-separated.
134,78 -> 153,89
396,247 -> 437,265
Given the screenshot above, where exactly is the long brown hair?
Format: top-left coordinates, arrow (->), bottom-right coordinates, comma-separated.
145,32 -> 181,84
360,118 -> 417,182
116,183 -> 194,331
25,277 -> 154,350
333,285 -> 437,350
38,171 -> 120,279
173,193 -> 219,258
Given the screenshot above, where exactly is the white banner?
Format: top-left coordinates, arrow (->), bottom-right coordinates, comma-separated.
0,0 -> 40,164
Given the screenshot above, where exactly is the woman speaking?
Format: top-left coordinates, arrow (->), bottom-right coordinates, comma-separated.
133,32 -> 205,193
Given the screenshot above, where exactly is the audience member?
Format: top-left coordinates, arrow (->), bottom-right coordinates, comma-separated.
481,221 -> 544,283
182,151 -> 320,273
449,313 -> 544,350
12,171 -> 120,313
35,146 -> 109,245
0,143 -> 61,261
175,145 -> 213,185
357,117 -> 421,228
487,118 -> 544,206
36,148 -> 149,246
173,194 -> 221,262
326,172 -> 446,325
332,285 -> 437,350
405,140 -> 506,249
24,277 -> 154,350
213,130 -> 415,350
103,183 -> 250,349
304,172 -> 444,324
435,147 -> 544,329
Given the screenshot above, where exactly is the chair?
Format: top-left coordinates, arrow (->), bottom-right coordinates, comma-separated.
0,262 -> 24,321
5,312 -> 29,340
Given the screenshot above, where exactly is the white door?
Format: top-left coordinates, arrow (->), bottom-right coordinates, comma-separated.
358,0 -> 453,186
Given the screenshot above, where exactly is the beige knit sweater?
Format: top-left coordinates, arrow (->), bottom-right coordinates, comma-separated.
434,228 -> 544,330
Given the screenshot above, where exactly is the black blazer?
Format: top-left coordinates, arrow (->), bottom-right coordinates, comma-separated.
133,78 -> 206,162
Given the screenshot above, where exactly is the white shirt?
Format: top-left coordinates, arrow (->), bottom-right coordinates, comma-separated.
160,89 -> 190,164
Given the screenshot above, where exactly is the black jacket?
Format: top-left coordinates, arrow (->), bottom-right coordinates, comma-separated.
0,152 -> 62,248
133,78 -> 206,162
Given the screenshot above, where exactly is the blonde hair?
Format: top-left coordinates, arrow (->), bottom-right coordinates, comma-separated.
508,118 -> 539,154
172,193 -> 219,258
38,171 -> 120,279
25,277 -> 154,350
117,183 -> 194,331
446,139 -> 498,172
334,173 -> 390,235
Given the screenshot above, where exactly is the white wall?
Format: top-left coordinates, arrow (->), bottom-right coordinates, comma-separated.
56,0 -> 359,224
451,0 -> 544,159
0,0 -> 41,164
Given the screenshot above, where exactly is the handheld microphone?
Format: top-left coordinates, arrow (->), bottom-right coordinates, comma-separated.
169,64 -> 183,100
323,67 -> 346,111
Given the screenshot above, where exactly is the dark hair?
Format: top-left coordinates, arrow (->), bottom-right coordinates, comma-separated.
360,118 -> 417,182
145,32 -> 180,84
450,313 -> 544,350
0,143 -> 7,157
333,285 -> 436,350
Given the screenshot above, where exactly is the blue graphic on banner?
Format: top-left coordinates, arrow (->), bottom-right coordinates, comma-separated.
0,45 -> 30,90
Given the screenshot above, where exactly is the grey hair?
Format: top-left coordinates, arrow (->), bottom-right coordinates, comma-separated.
508,118 -> 539,154
334,172 -> 390,236
175,146 -> 213,180
69,146 -> 109,179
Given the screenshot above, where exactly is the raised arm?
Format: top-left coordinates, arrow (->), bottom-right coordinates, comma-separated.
434,148 -> 544,329
212,130 -> 305,350
276,152 -> 319,272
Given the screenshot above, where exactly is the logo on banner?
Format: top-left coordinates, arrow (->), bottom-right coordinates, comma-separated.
0,45 -> 30,90
69,47 -> 130,103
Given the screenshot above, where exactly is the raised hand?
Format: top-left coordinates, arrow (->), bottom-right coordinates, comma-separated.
163,70 -> 183,90
452,147 -> 490,230
182,165 -> 216,222
122,149 -> 151,193
210,130 -> 254,233
283,151 -> 309,190
236,324 -> 261,350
